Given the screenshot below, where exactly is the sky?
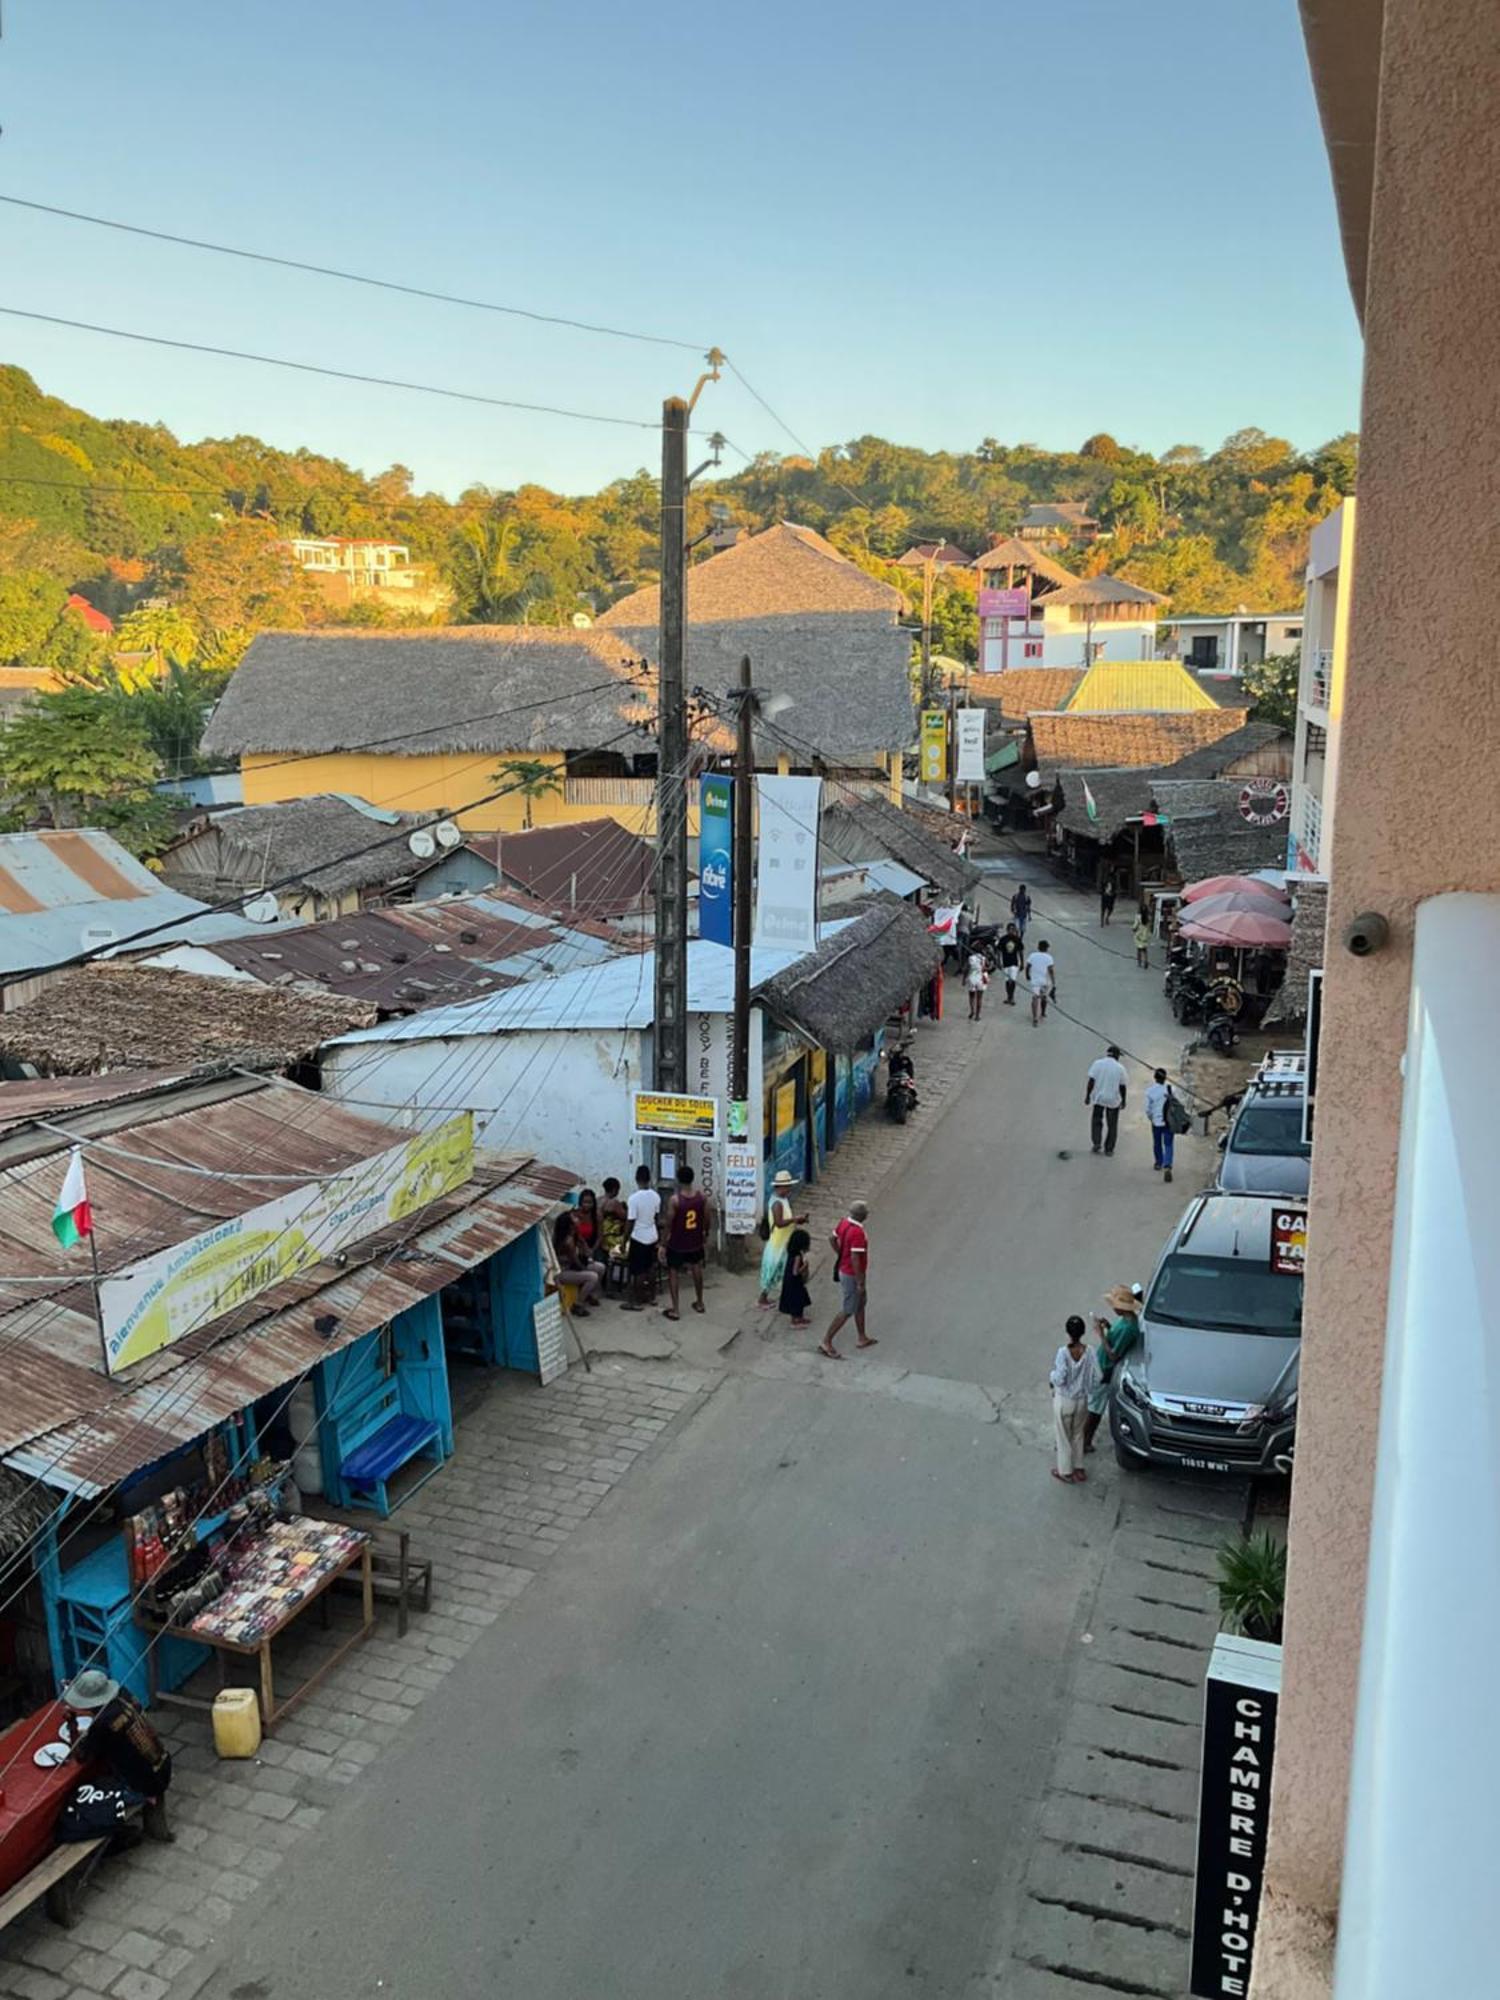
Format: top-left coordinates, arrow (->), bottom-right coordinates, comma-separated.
0,0 -> 1362,500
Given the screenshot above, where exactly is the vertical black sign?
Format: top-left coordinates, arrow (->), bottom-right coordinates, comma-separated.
1190,1640 -> 1281,1998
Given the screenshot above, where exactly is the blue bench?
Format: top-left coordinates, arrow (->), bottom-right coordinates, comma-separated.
338,1404 -> 446,1517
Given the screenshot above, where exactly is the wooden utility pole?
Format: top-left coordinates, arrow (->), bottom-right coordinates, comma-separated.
730,654 -> 754,1112
920,551 -> 936,703
653,395 -> 691,1114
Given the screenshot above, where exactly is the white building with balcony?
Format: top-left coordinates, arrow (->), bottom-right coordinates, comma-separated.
1288,498 -> 1356,875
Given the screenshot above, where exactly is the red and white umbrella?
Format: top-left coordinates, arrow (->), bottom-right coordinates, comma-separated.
1179,907 -> 1293,948
1186,889 -> 1291,923
1181,874 -> 1289,906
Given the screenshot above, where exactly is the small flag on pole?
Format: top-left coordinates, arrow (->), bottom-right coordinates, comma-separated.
52,1148 -> 92,1249
1082,777 -> 1099,824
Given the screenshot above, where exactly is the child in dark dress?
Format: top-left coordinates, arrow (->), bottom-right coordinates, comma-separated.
778,1228 -> 812,1327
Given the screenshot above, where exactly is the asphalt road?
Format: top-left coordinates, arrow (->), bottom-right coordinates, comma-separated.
198,866 -> 1214,2000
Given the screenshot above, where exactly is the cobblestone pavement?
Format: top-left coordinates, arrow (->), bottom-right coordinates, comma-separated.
999,1472 -> 1249,2000
0,1360 -> 717,2000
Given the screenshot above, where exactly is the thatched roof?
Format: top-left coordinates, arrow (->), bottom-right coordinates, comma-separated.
598,523 -> 903,624
757,902 -> 940,1053
1030,708 -> 1247,769
200,627 -> 651,758
1156,721 -> 1289,779
820,794 -> 980,897
0,963 -> 377,1075
1052,769 -> 1159,842
972,537 -> 1077,588
1043,574 -> 1167,609
966,668 -> 1085,718
1156,781 -> 1292,883
163,794 -> 430,901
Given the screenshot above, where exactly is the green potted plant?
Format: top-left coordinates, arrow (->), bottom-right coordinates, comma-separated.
1216,1531 -> 1287,1644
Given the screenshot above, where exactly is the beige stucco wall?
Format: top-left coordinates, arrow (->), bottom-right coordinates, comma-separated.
1254,1 -> 1500,1990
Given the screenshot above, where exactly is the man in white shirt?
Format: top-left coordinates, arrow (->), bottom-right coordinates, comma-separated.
1084,1044 -> 1129,1156
1143,1066 -> 1175,1182
1025,939 -> 1056,1024
623,1162 -> 662,1310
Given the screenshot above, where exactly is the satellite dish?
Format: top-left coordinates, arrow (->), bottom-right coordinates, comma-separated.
571,611 -> 593,629
241,892 -> 281,924
408,827 -> 437,859
434,820 -> 462,850
1025,770 -> 1042,790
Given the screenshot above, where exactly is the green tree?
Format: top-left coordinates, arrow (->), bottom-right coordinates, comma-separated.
493,757 -> 564,828
0,571 -> 65,664
115,603 -> 200,670
178,519 -> 321,632
0,685 -> 172,851
112,660 -> 222,779
1240,649 -> 1300,732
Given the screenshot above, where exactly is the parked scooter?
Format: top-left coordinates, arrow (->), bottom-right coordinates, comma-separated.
884,1074 -> 918,1124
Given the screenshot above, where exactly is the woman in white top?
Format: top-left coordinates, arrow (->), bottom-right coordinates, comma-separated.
1049,1315 -> 1099,1483
964,950 -> 989,1021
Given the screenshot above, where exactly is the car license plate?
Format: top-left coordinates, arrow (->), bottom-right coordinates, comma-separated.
1179,1455 -> 1232,1473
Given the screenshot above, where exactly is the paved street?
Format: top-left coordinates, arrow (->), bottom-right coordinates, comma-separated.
3,863 -> 1243,2000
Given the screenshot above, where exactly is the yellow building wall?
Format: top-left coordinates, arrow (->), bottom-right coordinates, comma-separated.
239,751 -> 693,837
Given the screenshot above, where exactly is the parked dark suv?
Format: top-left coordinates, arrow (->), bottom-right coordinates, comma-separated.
1216,1051 -> 1311,1197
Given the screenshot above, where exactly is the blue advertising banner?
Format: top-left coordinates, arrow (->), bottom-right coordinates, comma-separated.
699,773 -> 734,947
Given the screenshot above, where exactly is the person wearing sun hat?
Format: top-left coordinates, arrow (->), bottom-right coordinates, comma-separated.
62,1667 -> 175,1840
757,1169 -> 807,1306
1083,1284 -> 1143,1454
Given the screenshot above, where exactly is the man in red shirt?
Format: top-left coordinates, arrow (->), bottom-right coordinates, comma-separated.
661,1164 -> 710,1319
820,1200 -> 875,1360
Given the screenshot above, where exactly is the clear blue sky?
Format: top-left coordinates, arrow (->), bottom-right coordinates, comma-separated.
0,0 -> 1361,499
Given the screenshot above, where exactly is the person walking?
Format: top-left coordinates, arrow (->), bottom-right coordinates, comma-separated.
1010,883 -> 1032,941
778,1227 -> 813,1328
1026,937 -> 1056,1024
1132,910 -> 1152,968
1144,1066 -> 1177,1182
758,1169 -> 806,1306
1084,1043 -> 1129,1156
821,1201 -> 874,1359
1099,871 -> 1117,926
1084,1285 -> 1142,1453
620,1163 -> 661,1311
964,947 -> 990,1021
998,924 -> 1023,1004
1049,1316 -> 1099,1483
661,1164 -> 710,1319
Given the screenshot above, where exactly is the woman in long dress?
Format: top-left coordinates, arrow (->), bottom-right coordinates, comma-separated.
758,1170 -> 806,1306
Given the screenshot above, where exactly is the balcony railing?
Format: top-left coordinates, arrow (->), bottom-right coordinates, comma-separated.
563,777 -> 656,806
1335,894 -> 1500,1997
1293,785 -> 1323,870
1307,647 -> 1334,711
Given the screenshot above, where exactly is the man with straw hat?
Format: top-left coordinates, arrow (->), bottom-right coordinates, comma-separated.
1083,1284 -> 1143,1454
758,1170 -> 806,1307
61,1668 -> 175,1842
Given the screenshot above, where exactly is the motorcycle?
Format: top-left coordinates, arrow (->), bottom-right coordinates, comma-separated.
1172,970 -> 1240,1054
884,1074 -> 918,1124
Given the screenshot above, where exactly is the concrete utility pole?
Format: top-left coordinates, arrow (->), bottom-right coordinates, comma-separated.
730,654 -> 754,1113
652,353 -> 724,1142
920,550 -> 936,703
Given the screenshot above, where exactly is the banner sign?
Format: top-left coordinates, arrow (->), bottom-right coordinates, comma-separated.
977,585 -> 1030,619
533,1293 -> 568,1385
1191,1635 -> 1282,1997
632,1091 -> 718,1141
723,1144 -> 761,1236
920,709 -> 948,784
698,773 -> 734,947
1269,1208 -> 1307,1277
99,1114 -> 475,1375
955,708 -> 986,782
752,774 -> 821,954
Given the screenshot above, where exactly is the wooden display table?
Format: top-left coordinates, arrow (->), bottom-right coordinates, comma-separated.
139,1518 -> 373,1735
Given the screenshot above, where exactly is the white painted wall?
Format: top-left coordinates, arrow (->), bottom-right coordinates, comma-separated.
322,1027 -> 646,1189
1036,606 -> 1157,666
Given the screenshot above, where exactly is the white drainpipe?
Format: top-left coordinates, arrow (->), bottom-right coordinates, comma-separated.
1334,893 -> 1500,1994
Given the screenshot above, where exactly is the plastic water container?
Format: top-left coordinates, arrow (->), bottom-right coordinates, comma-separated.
212,1688 -> 262,1760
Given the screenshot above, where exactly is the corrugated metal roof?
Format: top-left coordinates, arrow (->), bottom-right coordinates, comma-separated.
0,830 -> 300,976
1066,660 -> 1218,713
0,1074 -> 574,1494
328,928 -> 852,1047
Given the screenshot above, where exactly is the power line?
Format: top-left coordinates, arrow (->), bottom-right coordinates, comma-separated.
0,307 -> 663,431
0,194 -> 712,354
723,359 -> 873,515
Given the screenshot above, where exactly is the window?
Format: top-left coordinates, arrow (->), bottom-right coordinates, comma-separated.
1023,641 -> 1043,660
1147,1256 -> 1303,1337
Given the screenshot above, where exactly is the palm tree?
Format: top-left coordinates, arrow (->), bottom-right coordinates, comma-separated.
494,758 -> 564,829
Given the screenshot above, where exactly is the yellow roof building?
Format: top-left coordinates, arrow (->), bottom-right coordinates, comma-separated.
1065,658 -> 1220,713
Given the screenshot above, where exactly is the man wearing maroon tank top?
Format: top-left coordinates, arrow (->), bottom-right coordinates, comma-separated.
662,1164 -> 710,1319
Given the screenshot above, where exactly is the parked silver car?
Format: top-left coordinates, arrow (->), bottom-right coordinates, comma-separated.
1216,1051 -> 1311,1197
1109,1191 -> 1302,1477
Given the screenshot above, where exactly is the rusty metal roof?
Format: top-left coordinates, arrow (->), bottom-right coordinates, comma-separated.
0,1073 -> 575,1495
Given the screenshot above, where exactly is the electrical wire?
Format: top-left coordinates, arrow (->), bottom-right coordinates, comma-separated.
0,307 -> 664,431
0,194 -> 712,354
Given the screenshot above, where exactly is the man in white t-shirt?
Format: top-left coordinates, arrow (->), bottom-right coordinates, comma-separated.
1143,1066 -> 1176,1182
622,1162 -> 662,1310
1026,939 -> 1056,1024
1084,1044 -> 1129,1156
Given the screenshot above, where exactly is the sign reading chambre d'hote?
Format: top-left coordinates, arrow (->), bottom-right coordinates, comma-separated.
98,1115 -> 475,1376
1190,1635 -> 1282,1998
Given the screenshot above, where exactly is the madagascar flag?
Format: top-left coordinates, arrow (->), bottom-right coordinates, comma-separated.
52,1149 -> 92,1249
1082,777 -> 1099,824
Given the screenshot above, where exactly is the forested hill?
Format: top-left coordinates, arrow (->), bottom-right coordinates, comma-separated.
0,364 -> 1356,640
